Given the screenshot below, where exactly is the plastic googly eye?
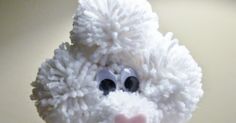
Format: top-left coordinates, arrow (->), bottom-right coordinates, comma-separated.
96,69 -> 116,95
120,68 -> 139,92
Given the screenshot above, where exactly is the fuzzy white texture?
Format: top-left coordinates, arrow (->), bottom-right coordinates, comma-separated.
70,0 -> 160,63
31,0 -> 203,123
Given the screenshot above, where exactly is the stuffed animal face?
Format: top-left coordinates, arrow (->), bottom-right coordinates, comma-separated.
31,0 -> 203,123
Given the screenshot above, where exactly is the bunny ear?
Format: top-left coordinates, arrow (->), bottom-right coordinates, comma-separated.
70,0 -> 159,55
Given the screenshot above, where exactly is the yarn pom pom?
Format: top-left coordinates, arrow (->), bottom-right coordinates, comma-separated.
70,0 -> 159,54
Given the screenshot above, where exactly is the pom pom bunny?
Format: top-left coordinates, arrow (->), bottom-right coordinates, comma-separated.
31,0 -> 203,123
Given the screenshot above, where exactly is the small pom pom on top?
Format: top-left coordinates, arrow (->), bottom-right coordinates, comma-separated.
70,0 -> 159,55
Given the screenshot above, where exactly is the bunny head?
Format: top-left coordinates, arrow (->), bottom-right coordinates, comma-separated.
31,0 -> 203,123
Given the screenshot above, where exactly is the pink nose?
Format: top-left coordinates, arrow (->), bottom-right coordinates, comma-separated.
114,114 -> 146,123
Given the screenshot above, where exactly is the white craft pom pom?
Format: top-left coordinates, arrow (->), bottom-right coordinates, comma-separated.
70,0 -> 159,54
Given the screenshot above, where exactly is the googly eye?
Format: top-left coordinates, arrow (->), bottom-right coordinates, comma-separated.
96,69 -> 116,95
120,68 -> 139,92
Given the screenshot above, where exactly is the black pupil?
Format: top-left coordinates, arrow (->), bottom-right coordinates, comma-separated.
124,76 -> 139,92
99,79 -> 116,95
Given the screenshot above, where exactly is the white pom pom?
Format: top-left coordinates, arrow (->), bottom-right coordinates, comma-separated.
70,0 -> 159,54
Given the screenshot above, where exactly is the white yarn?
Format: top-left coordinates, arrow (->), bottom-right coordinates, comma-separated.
70,0 -> 159,55
31,0 -> 203,123
90,91 -> 163,123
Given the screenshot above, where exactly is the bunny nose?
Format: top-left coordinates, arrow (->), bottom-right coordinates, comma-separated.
114,114 -> 146,123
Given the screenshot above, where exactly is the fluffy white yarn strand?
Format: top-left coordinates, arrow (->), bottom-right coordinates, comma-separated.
71,0 -> 159,55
